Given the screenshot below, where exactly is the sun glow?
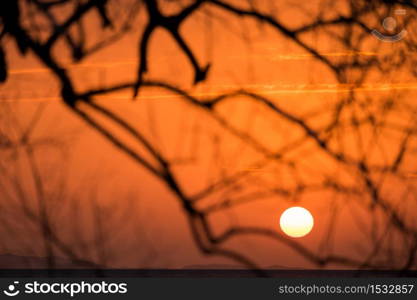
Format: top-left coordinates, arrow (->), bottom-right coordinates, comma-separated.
279,207 -> 314,238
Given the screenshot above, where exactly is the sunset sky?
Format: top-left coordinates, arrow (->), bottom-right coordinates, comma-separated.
1,0 -> 417,270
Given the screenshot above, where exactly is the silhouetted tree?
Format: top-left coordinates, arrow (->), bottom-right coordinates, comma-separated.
1,0 -> 417,274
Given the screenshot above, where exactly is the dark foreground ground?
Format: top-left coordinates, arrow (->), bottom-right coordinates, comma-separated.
1,255 -> 416,277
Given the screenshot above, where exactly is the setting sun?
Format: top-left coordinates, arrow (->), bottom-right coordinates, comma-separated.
280,207 -> 314,238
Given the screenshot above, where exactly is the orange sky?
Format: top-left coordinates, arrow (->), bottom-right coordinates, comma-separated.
1,0 -> 417,269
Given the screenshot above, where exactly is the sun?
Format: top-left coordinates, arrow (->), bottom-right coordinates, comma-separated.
279,207 -> 314,238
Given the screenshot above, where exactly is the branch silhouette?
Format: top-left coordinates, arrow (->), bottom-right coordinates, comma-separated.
1,0 -> 417,272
